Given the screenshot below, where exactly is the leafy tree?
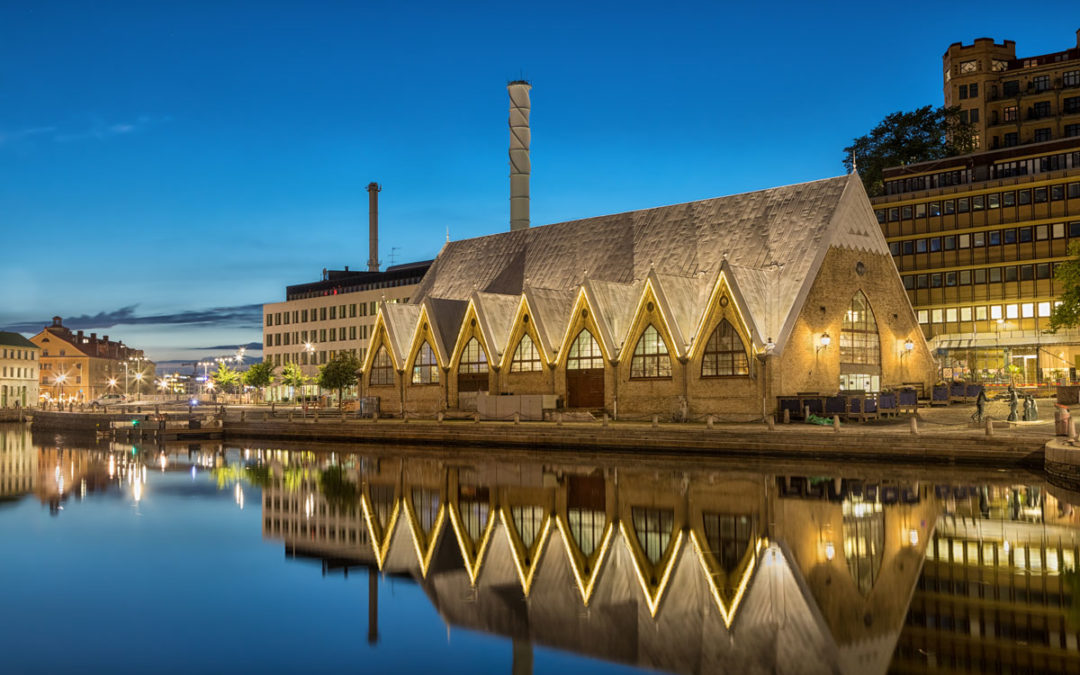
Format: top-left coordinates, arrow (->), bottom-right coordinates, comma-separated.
1048,241 -> 1080,332
211,362 -> 241,394
318,351 -> 362,408
243,361 -> 275,401
279,362 -> 308,403
843,105 -> 976,197
318,465 -> 359,510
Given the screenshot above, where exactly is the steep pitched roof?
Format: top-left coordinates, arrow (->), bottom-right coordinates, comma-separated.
523,286 -> 576,359
421,297 -> 468,365
380,303 -> 421,366
413,174 -> 883,355
583,279 -> 641,358
472,292 -> 519,360
0,332 -> 38,349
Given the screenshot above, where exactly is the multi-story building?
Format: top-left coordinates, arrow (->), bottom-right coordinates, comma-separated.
944,29 -> 1080,151
873,138 -> 1080,383
29,317 -> 155,403
261,261 -> 431,401
0,332 -> 40,407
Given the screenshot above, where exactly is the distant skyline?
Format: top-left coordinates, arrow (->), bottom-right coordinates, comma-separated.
2,1 -> 1077,361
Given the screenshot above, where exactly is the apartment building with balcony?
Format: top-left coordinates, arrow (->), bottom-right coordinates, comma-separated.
944,30 -> 1080,151
873,138 -> 1080,383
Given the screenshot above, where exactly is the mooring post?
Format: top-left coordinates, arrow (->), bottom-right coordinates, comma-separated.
473,412 -> 480,424
652,414 -> 659,428
289,411 -> 294,422
986,416 -> 994,436
783,408 -> 790,424
910,415 -> 919,435
602,412 -> 609,427
556,412 -> 563,426
514,412 -> 520,425
767,415 -> 776,431
803,405 -> 810,422
373,411 -> 379,423
832,415 -> 840,432
313,409 -> 319,423
240,410 -> 246,422
706,414 -> 714,429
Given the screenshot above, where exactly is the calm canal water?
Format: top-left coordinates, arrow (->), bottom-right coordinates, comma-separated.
2,423 -> 1079,674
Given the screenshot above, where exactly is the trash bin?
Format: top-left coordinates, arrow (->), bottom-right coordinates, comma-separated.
1055,405 -> 1071,436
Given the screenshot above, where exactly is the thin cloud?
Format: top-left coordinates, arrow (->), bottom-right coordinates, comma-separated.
53,115 -> 167,143
1,303 -> 264,334
0,126 -> 57,146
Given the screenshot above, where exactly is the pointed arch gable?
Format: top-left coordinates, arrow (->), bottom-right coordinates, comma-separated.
556,287 -> 614,367
402,484 -> 447,578
616,277 -> 682,365
619,519 -> 685,617
554,513 -> 615,605
499,504 -> 554,596
448,488 -> 497,584
448,300 -> 493,373
361,486 -> 401,570
498,294 -> 553,371
407,304 -> 449,370
361,307 -> 401,374
689,269 -> 758,367
689,530 -> 767,628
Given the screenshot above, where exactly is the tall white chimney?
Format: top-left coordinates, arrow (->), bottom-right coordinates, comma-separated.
508,81 -> 531,231
367,182 -> 381,272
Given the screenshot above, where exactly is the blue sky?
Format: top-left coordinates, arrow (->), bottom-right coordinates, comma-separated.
2,1 -> 1077,362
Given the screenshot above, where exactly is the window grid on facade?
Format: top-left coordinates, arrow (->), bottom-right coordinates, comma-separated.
458,338 -> 489,374
703,513 -> 754,574
630,325 -> 671,379
568,508 -> 606,558
566,330 -> 604,370
510,333 -> 542,372
411,341 -> 439,384
840,292 -> 881,367
632,507 -> 673,566
511,505 -> 546,549
701,319 -> 750,377
370,347 -> 394,386
843,498 -> 884,596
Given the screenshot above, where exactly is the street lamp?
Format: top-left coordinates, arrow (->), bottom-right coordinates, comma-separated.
134,372 -> 144,400
55,373 -> 67,407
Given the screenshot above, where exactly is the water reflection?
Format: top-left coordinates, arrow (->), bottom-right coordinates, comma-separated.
6,422 -> 1080,674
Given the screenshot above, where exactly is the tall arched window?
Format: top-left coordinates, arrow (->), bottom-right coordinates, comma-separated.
630,325 -> 672,379
369,347 -> 395,386
510,333 -> 542,372
411,341 -> 439,384
566,330 -> 603,370
701,319 -> 749,377
840,291 -> 881,392
458,338 -> 489,392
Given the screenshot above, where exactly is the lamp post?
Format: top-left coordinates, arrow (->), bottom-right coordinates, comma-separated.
134,372 -> 144,401
55,373 -> 67,409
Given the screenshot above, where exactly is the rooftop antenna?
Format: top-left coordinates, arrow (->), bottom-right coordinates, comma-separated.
389,246 -> 400,267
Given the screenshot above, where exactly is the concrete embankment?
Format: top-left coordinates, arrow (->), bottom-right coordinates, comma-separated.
224,418 -> 1046,467
1046,439 -> 1080,490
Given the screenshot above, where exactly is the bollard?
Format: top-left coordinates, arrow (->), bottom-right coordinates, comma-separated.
373,411 -> 378,424
240,410 -> 246,422
188,404 -> 193,414
474,412 -> 480,424
767,415 -> 776,431
271,403 -> 276,416
706,415 -> 714,429
803,405 -> 810,421
313,410 -> 319,423
602,413 -> 609,427
986,416 -> 994,437
910,415 -> 919,435
403,411 -> 409,424
155,405 -> 160,416
556,412 -> 563,426
652,414 -> 659,428
514,412 -> 520,425
1070,418 -> 1078,441
437,412 -> 444,424
783,408 -> 790,424
832,415 -> 840,432
289,411 -> 294,422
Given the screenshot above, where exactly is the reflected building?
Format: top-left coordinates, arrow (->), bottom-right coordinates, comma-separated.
0,426 -> 35,500
259,452 -> 958,675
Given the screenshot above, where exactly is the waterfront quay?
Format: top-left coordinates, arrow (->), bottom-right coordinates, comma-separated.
26,399 -> 1055,468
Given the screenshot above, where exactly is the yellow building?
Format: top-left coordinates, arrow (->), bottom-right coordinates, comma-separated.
944,29 -> 1080,151
873,139 -> 1080,383
29,317 -> 155,403
361,174 -> 934,419
261,261 -> 430,402
0,331 -> 40,408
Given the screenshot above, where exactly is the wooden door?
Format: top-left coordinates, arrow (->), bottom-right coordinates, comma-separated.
566,368 -> 604,408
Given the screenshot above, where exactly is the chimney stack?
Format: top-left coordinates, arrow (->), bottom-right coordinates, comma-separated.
367,182 -> 381,272
508,81 -> 531,231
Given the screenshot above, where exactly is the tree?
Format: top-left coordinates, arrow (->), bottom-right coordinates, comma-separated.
243,361 -> 275,402
843,105 -> 976,197
317,351 -> 362,408
1048,240 -> 1080,332
279,362 -> 308,403
211,362 -> 241,395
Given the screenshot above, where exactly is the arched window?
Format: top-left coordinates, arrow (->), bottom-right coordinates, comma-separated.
369,347 -> 394,386
510,333 -> 542,372
458,338 -> 489,392
411,341 -> 439,384
701,319 -> 749,377
566,330 -> 603,370
458,338 -> 488,374
630,325 -> 672,379
840,291 -> 881,392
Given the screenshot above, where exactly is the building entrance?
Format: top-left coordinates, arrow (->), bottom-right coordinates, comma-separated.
566,329 -> 605,408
